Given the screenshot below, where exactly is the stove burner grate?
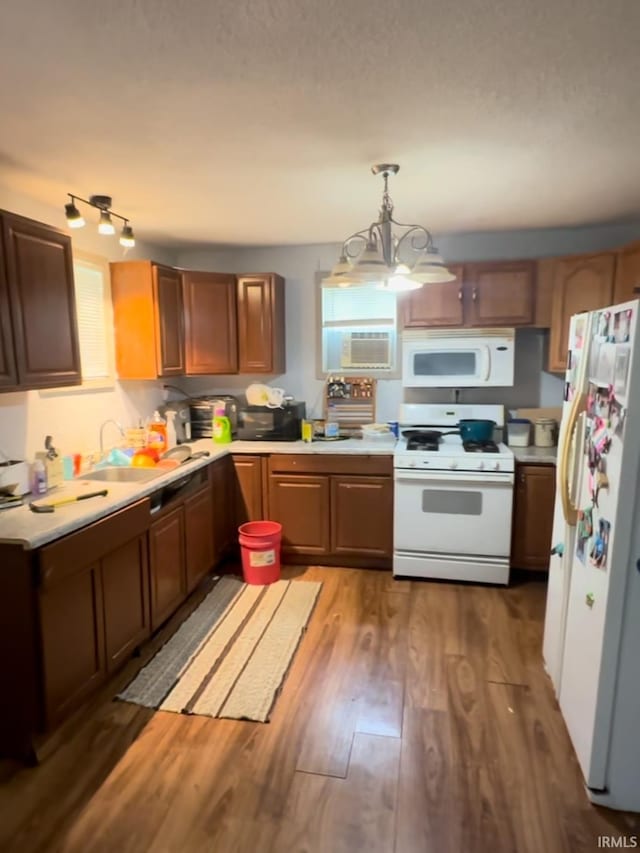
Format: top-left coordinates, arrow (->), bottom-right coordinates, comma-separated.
463,440 -> 500,453
406,436 -> 440,451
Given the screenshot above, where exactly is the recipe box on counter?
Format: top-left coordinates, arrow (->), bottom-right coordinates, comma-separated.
0,460 -> 31,496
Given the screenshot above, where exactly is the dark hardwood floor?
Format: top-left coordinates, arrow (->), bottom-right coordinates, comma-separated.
0,566 -> 638,852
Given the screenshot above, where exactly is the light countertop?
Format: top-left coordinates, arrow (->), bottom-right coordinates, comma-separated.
511,445 -> 558,464
0,437 -> 397,550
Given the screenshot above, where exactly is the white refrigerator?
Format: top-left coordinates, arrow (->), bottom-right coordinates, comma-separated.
543,298 -> 640,813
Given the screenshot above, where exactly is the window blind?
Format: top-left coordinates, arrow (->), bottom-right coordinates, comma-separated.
322,283 -> 396,326
73,261 -> 110,380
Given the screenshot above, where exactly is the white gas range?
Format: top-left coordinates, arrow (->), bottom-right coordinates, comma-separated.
393,404 -> 515,585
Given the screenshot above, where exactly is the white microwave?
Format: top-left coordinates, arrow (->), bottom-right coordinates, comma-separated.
402,329 -> 515,387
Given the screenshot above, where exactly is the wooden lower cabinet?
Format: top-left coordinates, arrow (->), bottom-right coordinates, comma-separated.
212,455 -> 237,560
102,535 -> 150,673
39,562 -> 106,729
149,505 -> 187,630
184,484 -> 215,592
233,454 -> 266,523
330,476 -> 393,558
268,474 -> 331,555
511,464 -> 556,571
265,455 -> 394,565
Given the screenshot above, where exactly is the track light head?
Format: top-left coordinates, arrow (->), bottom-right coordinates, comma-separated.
64,198 -> 85,228
98,210 -> 116,235
119,222 -> 135,247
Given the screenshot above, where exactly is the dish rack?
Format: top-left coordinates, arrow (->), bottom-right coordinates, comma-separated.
324,376 -> 376,435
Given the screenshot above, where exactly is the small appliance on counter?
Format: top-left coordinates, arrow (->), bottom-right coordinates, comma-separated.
0,456 -> 30,496
189,395 -> 239,440
236,401 -> 306,441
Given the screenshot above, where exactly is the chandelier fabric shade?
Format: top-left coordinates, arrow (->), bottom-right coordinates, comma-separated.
325,164 -> 454,291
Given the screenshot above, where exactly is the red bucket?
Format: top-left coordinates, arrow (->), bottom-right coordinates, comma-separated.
238,521 -> 282,585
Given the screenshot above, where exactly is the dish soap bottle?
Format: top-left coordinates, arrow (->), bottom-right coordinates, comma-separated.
147,410 -> 167,454
212,404 -> 232,444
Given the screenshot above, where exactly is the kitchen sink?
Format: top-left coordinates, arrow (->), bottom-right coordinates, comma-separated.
80,466 -> 163,483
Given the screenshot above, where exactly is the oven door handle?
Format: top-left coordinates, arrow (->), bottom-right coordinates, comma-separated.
394,471 -> 514,485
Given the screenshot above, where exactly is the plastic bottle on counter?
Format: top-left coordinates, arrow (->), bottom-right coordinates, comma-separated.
147,410 -> 167,453
166,410 -> 178,450
212,405 -> 232,444
31,458 -> 48,495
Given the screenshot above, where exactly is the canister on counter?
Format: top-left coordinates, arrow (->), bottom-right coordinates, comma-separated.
301,420 -> 313,443
534,418 -> 557,447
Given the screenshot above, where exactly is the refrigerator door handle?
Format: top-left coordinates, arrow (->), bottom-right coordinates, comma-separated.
558,391 -> 587,527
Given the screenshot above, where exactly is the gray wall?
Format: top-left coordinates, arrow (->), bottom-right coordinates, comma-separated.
175,218 -> 640,420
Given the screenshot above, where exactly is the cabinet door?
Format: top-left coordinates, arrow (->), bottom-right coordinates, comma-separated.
149,506 -> 186,629
464,261 -> 535,326
233,455 -> 265,524
183,271 -> 238,374
614,241 -> 640,304
237,274 -> 285,373
268,474 -> 330,555
153,264 -> 185,377
0,236 -> 18,389
184,485 -> 215,592
102,535 -> 150,673
548,253 -> 615,372
212,455 -> 236,561
39,563 -> 105,728
511,465 -> 556,571
2,213 -> 80,388
401,265 -> 464,328
330,476 -> 393,558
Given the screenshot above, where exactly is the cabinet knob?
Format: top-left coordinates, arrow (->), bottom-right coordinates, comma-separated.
472,287 -> 478,301
458,289 -> 463,301
636,559 -> 640,573
585,592 -> 595,608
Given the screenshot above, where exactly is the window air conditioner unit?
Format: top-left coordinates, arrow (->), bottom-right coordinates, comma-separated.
341,331 -> 392,369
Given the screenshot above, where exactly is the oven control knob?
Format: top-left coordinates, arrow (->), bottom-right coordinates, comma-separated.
493,461 -> 501,471
409,461 -> 416,468
478,461 -> 485,470
449,460 -> 458,469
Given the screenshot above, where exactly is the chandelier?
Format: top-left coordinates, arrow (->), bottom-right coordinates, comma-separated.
64,194 -> 135,247
325,164 -> 454,291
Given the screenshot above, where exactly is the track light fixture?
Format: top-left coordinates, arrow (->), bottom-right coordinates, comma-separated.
64,194 -> 136,247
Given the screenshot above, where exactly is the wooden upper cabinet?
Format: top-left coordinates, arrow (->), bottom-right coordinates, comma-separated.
464,261 -> 535,326
399,260 -> 534,329
548,252 -> 616,372
153,265 -> 185,376
182,271 -> 238,374
1,212 -> 80,389
401,265 -> 464,328
614,241 -> 640,304
237,274 -> 285,373
0,234 -> 18,389
111,260 -> 185,379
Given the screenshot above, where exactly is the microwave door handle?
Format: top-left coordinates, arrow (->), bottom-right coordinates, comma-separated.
481,346 -> 491,381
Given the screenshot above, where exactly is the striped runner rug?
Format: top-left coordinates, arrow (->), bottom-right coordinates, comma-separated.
117,576 -> 322,722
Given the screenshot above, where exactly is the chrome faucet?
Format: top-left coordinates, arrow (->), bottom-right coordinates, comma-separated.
99,419 -> 125,458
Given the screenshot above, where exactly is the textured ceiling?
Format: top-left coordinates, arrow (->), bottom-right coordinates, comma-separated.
1,0 -> 639,248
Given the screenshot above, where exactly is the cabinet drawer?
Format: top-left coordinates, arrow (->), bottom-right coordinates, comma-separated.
268,454 -> 392,477
39,499 -> 150,588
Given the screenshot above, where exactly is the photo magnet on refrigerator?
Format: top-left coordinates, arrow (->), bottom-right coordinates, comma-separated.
590,519 -> 611,571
